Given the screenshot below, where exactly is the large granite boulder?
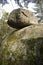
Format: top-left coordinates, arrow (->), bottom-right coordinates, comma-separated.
7,8 -> 38,29
0,24 -> 43,65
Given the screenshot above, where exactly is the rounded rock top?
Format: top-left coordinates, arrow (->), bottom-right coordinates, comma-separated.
7,8 -> 38,29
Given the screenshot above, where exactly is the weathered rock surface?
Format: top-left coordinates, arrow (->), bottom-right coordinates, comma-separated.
0,24 -> 43,65
7,8 -> 38,29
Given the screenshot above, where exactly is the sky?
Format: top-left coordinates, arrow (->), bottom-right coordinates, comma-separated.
0,0 -> 20,18
0,0 -> 20,13
0,0 -> 40,19
0,0 -> 38,13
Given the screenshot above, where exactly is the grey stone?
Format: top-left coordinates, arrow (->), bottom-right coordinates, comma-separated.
0,24 -> 43,65
7,8 -> 38,29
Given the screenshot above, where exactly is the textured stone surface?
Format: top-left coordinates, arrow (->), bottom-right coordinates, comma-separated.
0,24 -> 43,65
7,8 -> 38,29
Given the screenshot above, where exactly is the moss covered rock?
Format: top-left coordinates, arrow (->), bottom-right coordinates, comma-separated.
0,24 -> 43,65
7,8 -> 38,29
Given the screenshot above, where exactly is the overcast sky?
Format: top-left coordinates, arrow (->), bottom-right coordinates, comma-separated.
0,0 -> 20,13
0,0 -> 20,18
0,0 -> 38,13
0,0 -> 39,19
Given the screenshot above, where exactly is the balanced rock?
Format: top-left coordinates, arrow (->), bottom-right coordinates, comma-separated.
7,8 -> 38,29
0,24 -> 43,65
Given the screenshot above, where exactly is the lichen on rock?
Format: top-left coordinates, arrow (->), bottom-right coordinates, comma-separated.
0,24 -> 43,65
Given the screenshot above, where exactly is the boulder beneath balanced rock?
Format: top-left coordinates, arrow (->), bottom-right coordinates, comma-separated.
0,24 -> 43,65
7,8 -> 38,29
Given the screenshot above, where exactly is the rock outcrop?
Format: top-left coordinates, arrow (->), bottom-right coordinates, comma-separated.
0,24 -> 43,65
7,8 -> 38,29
